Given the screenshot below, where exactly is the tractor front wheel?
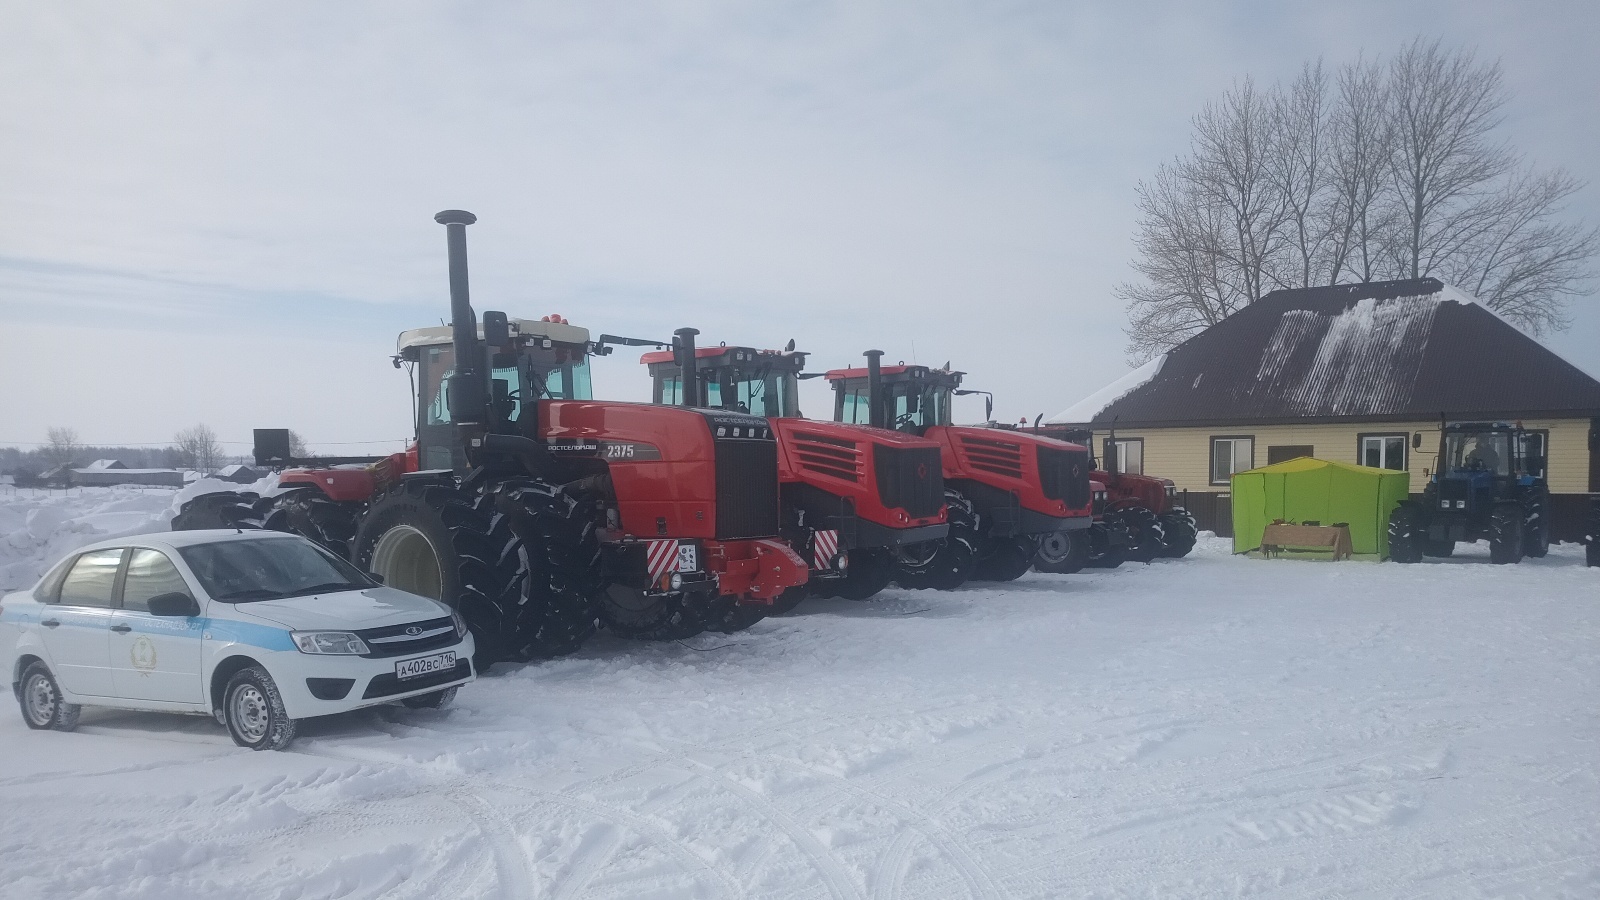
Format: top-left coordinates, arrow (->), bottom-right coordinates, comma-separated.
1521,487 -> 1551,559
597,584 -> 709,641
831,549 -> 896,601
972,537 -> 1037,582
1488,501 -> 1525,565
894,491 -> 979,590
171,491 -> 265,531
1113,507 -> 1165,563
1158,509 -> 1198,558
1387,502 -> 1424,564
1033,529 -> 1088,574
262,488 -> 362,561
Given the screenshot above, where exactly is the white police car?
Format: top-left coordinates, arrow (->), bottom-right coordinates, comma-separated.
2,529 -> 474,750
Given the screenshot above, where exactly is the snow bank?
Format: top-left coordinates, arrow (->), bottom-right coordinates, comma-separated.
0,474 -> 280,591
1048,353 -> 1165,424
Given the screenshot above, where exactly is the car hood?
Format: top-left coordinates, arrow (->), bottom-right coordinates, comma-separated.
226,586 -> 451,631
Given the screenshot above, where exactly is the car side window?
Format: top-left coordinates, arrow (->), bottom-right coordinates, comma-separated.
121,549 -> 194,613
33,556 -> 76,603
56,548 -> 126,608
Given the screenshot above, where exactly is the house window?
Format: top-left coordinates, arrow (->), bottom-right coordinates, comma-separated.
1109,438 -> 1144,475
1210,436 -> 1254,484
1267,445 -> 1314,465
1359,434 -> 1408,471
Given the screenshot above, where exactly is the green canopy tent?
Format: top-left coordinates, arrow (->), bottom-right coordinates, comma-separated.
1231,457 -> 1411,558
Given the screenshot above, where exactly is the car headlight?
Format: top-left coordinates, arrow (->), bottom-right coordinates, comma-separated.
292,631 -> 369,655
450,610 -> 469,639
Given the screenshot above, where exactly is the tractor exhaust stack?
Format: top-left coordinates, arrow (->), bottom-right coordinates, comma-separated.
435,209 -> 488,448
674,327 -> 701,407
864,350 -> 885,429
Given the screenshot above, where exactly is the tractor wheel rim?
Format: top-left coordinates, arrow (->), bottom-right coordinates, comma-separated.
1036,533 -> 1071,563
370,525 -> 444,600
24,674 -> 55,724
231,684 -> 270,742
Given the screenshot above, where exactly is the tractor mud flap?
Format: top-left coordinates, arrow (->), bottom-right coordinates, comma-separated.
708,538 -> 809,604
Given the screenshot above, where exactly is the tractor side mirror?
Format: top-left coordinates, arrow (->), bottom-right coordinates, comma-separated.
483,311 -> 511,347
147,592 -> 200,618
1412,432 -> 1422,449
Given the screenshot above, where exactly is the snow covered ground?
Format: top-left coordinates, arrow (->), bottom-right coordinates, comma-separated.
2,487 -> 1598,899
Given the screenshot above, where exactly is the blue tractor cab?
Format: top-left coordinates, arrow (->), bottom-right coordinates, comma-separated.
1389,422 -> 1550,564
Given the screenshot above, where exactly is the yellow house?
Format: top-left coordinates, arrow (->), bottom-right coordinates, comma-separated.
1049,279 -> 1600,539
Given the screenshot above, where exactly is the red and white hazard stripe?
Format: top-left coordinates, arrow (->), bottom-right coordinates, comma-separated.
811,530 -> 840,569
646,540 -> 679,583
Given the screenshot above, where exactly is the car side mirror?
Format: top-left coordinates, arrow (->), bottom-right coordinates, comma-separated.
368,572 -> 385,585
147,592 -> 200,618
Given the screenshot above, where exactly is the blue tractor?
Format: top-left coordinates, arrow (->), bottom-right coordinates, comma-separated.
1388,422 -> 1550,565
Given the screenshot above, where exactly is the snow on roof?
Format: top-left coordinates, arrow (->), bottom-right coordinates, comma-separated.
85,459 -> 126,470
1047,354 -> 1166,424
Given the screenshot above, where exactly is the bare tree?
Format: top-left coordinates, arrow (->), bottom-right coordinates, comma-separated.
42,427 -> 81,468
1120,38 -> 1595,361
287,429 -> 310,459
174,424 -> 223,475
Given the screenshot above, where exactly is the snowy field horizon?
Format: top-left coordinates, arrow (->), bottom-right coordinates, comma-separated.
2,485 -> 1597,898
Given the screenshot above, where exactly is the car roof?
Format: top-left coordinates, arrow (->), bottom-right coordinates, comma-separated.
72,529 -> 303,555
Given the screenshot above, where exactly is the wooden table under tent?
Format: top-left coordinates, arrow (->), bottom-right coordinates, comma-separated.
1231,458 -> 1411,560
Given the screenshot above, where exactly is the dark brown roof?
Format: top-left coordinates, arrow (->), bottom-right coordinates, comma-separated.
1059,279 -> 1600,427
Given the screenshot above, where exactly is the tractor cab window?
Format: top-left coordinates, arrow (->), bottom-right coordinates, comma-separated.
657,374 -> 724,408
726,366 -> 797,418
889,383 -> 950,430
527,347 -> 593,401
1444,432 -> 1511,476
837,384 -> 871,425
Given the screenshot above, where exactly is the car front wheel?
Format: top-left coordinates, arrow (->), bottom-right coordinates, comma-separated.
18,661 -> 80,732
223,667 -> 298,751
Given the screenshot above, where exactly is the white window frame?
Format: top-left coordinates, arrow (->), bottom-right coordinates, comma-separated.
1109,438 -> 1144,475
1210,436 -> 1254,485
1359,433 -> 1409,471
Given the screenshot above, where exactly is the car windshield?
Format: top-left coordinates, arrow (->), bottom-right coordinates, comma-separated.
178,538 -> 373,602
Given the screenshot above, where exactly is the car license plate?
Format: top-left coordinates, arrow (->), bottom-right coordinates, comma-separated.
395,650 -> 456,681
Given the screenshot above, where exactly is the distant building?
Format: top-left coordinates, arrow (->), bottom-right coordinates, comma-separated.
215,464 -> 266,484
1049,279 -> 1600,539
64,459 -> 186,488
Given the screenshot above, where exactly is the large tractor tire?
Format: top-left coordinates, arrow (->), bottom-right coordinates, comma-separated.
261,488 -> 361,561
1387,502 -> 1424,563
596,584 -> 710,641
1033,529 -> 1088,574
1084,520 -> 1126,569
171,491 -> 265,531
831,549 -> 896,601
1488,501 -> 1525,565
1113,507 -> 1165,563
894,491 -> 979,590
972,537 -> 1037,582
486,479 -> 604,658
1521,486 -> 1551,559
705,597 -> 770,634
1158,509 -> 1198,558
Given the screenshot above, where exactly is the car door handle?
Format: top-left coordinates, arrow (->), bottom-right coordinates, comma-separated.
41,619 -> 61,629
110,624 -> 133,634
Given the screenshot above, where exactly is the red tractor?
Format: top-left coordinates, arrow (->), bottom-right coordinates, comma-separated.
639,332 -> 948,606
174,211 -> 808,664
823,353 -> 1094,586
1028,426 -> 1197,572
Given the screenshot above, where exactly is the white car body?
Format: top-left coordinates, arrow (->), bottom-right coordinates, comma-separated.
2,530 -> 474,724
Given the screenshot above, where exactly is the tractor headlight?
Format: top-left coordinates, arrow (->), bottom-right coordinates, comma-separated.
1440,501 -> 1450,509
669,573 -> 684,590
1456,500 -> 1466,509
292,631 -> 369,655
836,553 -> 849,570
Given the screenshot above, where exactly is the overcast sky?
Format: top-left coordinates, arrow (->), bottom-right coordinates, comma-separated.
3,1 -> 1596,456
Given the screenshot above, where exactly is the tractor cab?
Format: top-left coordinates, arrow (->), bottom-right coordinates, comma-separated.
397,315 -> 594,471
825,361 -> 962,435
641,340 -> 804,419
1430,422 -> 1543,515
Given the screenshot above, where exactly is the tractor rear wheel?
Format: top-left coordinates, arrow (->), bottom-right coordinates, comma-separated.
1521,487 -> 1551,559
1033,529 -> 1088,574
1489,501 -> 1525,565
1084,521 -> 1126,568
171,491 -> 265,531
1114,507 -> 1166,563
972,537 -> 1037,582
1387,502 -> 1424,563
894,491 -> 978,590
831,549 -> 896,600
261,488 -> 361,561
1158,509 -> 1198,558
